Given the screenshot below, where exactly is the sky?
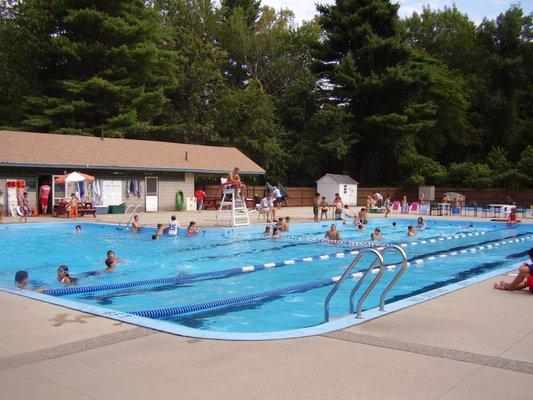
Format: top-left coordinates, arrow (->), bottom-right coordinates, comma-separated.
261,0 -> 533,24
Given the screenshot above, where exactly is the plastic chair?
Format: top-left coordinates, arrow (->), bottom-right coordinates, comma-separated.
408,202 -> 420,214
391,201 -> 400,213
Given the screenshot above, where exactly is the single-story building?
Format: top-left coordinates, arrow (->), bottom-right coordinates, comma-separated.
0,130 -> 265,214
316,174 -> 358,205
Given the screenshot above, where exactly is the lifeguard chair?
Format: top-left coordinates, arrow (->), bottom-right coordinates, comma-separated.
216,181 -> 250,227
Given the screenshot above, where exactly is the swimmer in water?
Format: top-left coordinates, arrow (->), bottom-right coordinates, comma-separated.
325,224 -> 341,240
417,217 -> 426,230
272,226 -> 281,238
187,221 -> 199,237
75,225 -> 82,233
407,225 -> 417,237
371,228 -> 382,241
57,265 -> 77,284
15,270 -> 29,289
263,226 -> 272,236
131,215 -> 141,234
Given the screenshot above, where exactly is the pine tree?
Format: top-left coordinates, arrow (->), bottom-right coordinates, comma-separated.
20,0 -> 177,138
314,0 -> 467,184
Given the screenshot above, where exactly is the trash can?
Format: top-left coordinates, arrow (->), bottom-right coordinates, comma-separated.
108,204 -> 126,214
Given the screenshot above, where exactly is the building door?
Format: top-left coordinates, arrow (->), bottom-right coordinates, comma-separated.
52,174 -> 66,207
145,177 -> 158,212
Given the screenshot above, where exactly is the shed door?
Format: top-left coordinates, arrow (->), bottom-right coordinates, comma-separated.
145,177 -> 158,212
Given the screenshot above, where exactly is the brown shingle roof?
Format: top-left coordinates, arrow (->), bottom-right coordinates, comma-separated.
0,130 -> 265,174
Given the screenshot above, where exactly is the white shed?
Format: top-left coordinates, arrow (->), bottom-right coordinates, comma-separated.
316,174 -> 358,206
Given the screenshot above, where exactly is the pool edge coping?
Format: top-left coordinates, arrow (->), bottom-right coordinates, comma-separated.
0,259 -> 526,341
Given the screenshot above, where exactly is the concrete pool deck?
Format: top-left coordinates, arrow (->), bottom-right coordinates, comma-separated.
0,208 -> 531,399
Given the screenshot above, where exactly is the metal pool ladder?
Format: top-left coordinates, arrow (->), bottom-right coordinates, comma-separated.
323,245 -> 408,322
119,204 -> 142,227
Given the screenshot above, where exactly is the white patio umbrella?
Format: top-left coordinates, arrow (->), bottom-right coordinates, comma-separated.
55,172 -> 95,200
54,172 -> 95,184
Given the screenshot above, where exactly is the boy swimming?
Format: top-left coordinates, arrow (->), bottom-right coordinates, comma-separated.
325,224 -> 341,241
168,215 -> 180,236
15,270 -> 29,289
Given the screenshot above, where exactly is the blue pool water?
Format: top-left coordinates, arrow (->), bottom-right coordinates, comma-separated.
0,219 -> 531,335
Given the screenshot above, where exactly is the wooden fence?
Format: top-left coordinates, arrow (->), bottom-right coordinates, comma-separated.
204,185 -> 532,207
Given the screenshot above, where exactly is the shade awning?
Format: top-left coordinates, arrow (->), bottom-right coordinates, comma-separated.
55,172 -> 95,184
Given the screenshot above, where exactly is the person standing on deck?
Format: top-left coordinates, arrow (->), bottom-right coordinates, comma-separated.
39,181 -> 51,215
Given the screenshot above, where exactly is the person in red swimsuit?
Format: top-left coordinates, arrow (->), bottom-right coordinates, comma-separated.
39,181 -> 51,214
507,208 -> 518,226
494,248 -> 533,293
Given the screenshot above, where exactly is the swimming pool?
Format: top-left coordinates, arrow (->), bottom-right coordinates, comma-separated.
0,219 -> 531,340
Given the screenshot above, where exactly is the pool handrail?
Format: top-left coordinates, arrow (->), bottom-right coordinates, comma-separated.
119,204 -> 142,227
324,248 -> 384,322
376,245 -> 408,312
348,252 -> 385,319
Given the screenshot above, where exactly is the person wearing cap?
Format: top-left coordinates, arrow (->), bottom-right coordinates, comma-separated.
57,265 -> 77,284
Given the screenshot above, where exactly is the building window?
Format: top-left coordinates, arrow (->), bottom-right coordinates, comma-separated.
146,177 -> 158,195
343,185 -> 348,194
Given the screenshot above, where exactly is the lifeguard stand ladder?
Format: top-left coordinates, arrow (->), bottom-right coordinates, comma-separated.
216,185 -> 250,227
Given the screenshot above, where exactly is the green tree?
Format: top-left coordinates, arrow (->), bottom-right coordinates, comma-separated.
213,82 -> 288,182
155,0 -> 225,144
19,0 -> 177,138
404,6 -> 480,75
313,0 -> 470,184
220,0 -> 260,26
476,6 -> 533,157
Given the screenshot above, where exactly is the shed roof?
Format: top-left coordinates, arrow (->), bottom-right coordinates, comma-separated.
0,130 -> 265,174
317,174 -> 358,185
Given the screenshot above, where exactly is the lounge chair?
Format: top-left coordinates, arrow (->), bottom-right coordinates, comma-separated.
391,201 -> 400,213
408,202 -> 420,214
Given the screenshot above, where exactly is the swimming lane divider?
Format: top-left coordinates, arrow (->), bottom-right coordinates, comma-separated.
42,247 -> 366,297
41,230 -> 512,298
285,231 -> 486,248
128,234 -> 533,319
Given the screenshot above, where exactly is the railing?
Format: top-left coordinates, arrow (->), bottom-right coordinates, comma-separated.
377,245 -> 408,312
348,253 -> 385,319
119,204 -> 142,227
324,248 -> 384,322
324,244 -> 409,321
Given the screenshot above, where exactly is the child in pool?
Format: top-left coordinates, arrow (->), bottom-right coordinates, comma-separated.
371,228 -> 382,241
57,265 -> 77,284
408,225 -> 417,236
15,270 -> 29,289
152,223 -> 165,239
187,221 -> 199,237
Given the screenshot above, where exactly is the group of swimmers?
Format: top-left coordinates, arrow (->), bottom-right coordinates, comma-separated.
15,250 -> 122,289
130,214 -> 200,239
323,216 -> 427,243
263,216 -> 291,237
